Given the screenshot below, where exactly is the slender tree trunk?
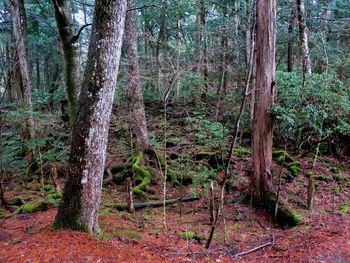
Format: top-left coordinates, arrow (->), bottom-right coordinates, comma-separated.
36,58 -> 40,90
297,0 -> 312,74
246,0 -> 251,67
54,0 -> 127,235
175,6 -> 181,97
52,0 -> 80,126
10,0 -> 35,140
125,0 -> 150,152
201,0 -> 209,93
252,0 -> 276,199
44,56 -> 50,92
287,2 -> 296,72
194,0 -> 201,74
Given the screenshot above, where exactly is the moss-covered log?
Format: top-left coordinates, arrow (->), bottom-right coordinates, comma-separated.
264,191 -> 302,227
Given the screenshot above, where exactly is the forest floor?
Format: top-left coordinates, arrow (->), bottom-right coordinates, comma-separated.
1,103 -> 350,262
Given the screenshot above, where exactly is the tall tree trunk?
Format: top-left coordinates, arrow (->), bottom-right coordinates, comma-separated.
52,0 -> 80,126
246,0 -> 251,67
44,56 -> 50,92
252,0 -> 276,199
297,0 -> 312,74
175,5 -> 181,97
54,0 -> 127,235
287,2 -> 296,72
125,0 -> 150,151
201,0 -> 209,93
194,0 -> 201,74
10,0 -> 35,140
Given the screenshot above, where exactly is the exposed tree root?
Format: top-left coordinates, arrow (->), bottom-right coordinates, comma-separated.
108,196 -> 199,211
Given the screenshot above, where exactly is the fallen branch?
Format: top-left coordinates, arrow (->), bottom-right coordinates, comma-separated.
234,236 -> 275,258
108,196 -> 199,211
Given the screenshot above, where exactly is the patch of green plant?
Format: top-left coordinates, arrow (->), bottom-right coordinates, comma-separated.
315,175 -> 333,182
98,209 -> 110,217
339,203 -> 349,216
330,166 -> 340,173
47,193 -> 62,199
306,171 -> 314,178
272,150 -> 292,164
10,196 -> 24,206
287,161 -> 301,177
100,229 -> 142,240
22,200 -> 49,213
179,231 -> 205,242
234,147 -> 251,157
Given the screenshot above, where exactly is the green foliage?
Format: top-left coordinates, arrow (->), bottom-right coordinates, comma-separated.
22,200 -> 49,213
339,203 -> 349,216
287,162 -> 301,177
275,72 -> 350,149
10,196 -> 24,206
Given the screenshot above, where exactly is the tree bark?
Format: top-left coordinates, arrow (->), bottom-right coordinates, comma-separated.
194,0 -> 201,74
54,0 -> 127,235
297,0 -> 312,74
52,0 -> 80,126
252,0 -> 276,199
10,0 -> 35,140
36,58 -> 40,90
125,0 -> 150,151
287,2 -> 296,72
201,0 -> 209,93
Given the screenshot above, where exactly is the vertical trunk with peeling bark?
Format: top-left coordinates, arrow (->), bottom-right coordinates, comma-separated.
125,0 -> 150,151
297,0 -> 312,74
252,0 -> 276,199
10,0 -> 35,139
52,0 -> 80,125
54,0 -> 127,235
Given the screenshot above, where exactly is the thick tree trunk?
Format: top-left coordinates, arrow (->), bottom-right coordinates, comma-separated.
125,0 -> 150,151
246,0 -> 251,67
54,0 -> 127,235
10,0 -> 35,140
252,0 -> 276,199
52,0 -> 80,126
287,3 -> 296,72
297,0 -> 312,74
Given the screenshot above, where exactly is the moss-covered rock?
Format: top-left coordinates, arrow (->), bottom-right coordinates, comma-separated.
22,200 -> 49,213
287,161 -> 301,177
10,196 -> 24,206
264,191 -> 302,227
179,231 -> 205,242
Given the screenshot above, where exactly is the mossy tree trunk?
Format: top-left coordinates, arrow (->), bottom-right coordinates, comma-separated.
54,0 -> 127,235
297,0 -> 312,74
125,0 -> 150,152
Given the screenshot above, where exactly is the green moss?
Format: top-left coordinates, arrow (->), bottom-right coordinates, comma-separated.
306,171 -> 314,178
22,200 -> 49,213
157,152 -> 181,187
339,203 -> 349,215
296,178 -> 304,184
330,166 -> 340,173
179,231 -> 205,242
47,193 -> 62,200
315,175 -> 333,182
98,209 -> 110,217
287,161 -> 301,177
100,229 -> 142,240
10,196 -> 24,206
234,147 -> 251,157
132,151 -> 153,196
264,191 -> 302,227
273,150 -> 292,164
